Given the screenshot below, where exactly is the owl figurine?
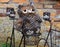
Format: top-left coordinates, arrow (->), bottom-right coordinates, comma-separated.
15,4 -> 42,45
6,8 -> 16,19
16,4 -> 42,35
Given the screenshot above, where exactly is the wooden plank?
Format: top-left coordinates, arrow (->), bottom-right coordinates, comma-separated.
34,0 -> 39,2
0,13 -> 6,17
0,0 -> 9,2
0,4 -> 16,8
0,4 -> 7,8
56,9 -> 60,14
44,5 -> 53,9
13,0 -> 28,4
34,3 -> 43,9
53,2 -> 60,9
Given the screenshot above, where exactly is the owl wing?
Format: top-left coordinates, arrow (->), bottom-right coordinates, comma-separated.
14,18 -> 23,32
35,14 -> 42,23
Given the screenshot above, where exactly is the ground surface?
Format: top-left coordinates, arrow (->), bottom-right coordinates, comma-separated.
0,17 -> 60,47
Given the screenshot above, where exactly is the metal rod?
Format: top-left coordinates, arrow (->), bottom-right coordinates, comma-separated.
44,20 -> 53,47
19,35 -> 24,47
10,19 -> 15,47
23,34 -> 26,47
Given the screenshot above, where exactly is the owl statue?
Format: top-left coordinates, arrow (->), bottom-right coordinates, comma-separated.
6,8 -> 16,19
15,4 -> 42,45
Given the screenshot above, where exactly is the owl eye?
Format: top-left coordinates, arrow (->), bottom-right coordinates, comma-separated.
22,9 -> 27,13
32,9 -> 35,11
24,10 -> 26,12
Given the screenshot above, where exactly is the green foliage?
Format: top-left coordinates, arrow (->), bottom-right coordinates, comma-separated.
1,43 -> 10,47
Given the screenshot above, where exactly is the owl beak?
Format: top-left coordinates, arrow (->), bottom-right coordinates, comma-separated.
27,10 -> 32,13
28,10 -> 35,13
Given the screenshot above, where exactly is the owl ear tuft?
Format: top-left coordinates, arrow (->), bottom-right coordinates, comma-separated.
18,5 -> 23,9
